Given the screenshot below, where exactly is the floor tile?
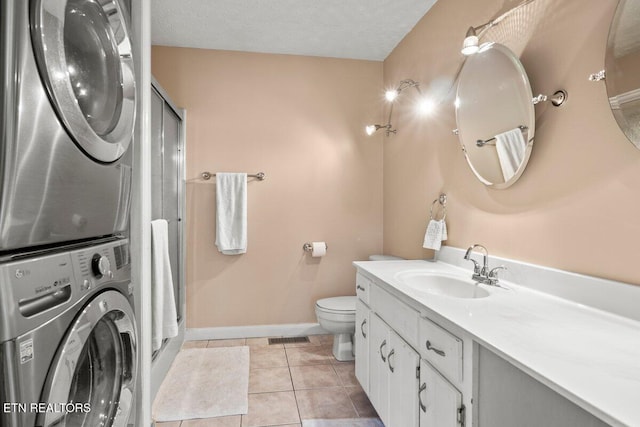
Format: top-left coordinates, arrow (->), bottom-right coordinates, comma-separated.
241,391 -> 300,427
314,334 -> 335,345
155,422 -> 181,427
285,346 -> 332,366
207,339 -> 247,348
249,367 -> 293,393
246,337 -> 283,349
290,365 -> 340,389
295,387 -> 358,420
181,416 -> 242,426
332,363 -> 359,386
250,347 -> 288,369
345,386 -> 378,418
182,340 -> 208,349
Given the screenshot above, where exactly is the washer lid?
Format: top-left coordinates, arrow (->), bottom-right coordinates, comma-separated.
316,296 -> 356,312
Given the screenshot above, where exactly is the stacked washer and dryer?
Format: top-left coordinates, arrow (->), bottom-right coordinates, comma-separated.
1,0 -> 139,426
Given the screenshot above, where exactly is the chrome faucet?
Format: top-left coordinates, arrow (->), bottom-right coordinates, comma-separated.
463,244 -> 507,286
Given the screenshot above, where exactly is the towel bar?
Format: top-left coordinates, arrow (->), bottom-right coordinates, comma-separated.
201,171 -> 266,181
476,125 -> 528,147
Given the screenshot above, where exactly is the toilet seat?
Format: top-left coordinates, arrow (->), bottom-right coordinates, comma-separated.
316,296 -> 356,314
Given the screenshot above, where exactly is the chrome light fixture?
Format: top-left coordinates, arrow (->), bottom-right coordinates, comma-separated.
461,0 -> 536,56
366,79 -> 426,136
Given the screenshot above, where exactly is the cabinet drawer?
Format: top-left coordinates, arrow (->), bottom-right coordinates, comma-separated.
356,273 -> 371,305
370,284 -> 419,348
419,317 -> 463,384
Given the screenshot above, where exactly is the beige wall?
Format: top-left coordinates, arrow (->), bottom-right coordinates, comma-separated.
383,0 -> 640,285
152,47 -> 384,328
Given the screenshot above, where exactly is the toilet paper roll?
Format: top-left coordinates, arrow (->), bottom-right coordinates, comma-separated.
311,242 -> 327,257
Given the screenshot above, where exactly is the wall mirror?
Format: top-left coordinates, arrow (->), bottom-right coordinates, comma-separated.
455,43 -> 535,189
604,0 -> 640,149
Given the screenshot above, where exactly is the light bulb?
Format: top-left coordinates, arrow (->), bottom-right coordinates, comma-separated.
461,35 -> 479,56
417,98 -> 435,115
385,90 -> 399,102
365,125 -> 377,136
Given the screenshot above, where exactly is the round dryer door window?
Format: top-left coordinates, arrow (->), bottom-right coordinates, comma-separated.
38,290 -> 137,427
31,0 -> 136,163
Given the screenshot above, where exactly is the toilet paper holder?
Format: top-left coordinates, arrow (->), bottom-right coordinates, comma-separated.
303,242 -> 328,252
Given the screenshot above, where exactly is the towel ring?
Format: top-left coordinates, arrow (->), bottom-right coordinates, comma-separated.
430,194 -> 447,221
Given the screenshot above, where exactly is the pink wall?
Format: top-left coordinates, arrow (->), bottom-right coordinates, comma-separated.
152,47 -> 384,328
382,0 -> 640,285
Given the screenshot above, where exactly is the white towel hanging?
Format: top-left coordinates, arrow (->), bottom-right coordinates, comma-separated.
215,173 -> 248,255
151,219 -> 179,351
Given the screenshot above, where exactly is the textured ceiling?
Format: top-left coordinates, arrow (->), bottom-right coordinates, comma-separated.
151,0 -> 437,61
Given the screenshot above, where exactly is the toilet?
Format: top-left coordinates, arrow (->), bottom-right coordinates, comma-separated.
315,254 -> 404,361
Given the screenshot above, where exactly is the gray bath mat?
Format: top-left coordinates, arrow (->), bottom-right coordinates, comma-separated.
153,346 -> 249,421
302,419 -> 384,427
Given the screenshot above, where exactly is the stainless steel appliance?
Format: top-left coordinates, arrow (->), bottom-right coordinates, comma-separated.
0,239 -> 137,427
0,0 -> 136,252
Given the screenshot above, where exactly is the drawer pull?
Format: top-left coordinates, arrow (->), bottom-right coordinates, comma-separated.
387,349 -> 395,373
380,340 -> 387,362
419,383 -> 427,412
426,340 -> 446,357
360,319 -> 367,338
356,284 -> 366,291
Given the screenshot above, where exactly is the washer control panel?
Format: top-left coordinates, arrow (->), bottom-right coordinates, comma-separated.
0,239 -> 131,342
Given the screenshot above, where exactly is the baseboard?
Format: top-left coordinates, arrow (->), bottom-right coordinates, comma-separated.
185,323 -> 328,341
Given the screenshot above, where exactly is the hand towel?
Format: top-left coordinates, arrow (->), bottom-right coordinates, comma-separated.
151,219 -> 179,352
215,173 -> 248,255
495,128 -> 527,182
423,219 -> 447,251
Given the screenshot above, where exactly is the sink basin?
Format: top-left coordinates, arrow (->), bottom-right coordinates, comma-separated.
395,271 -> 490,299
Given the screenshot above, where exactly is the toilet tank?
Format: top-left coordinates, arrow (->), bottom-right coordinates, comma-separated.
368,254 -> 404,261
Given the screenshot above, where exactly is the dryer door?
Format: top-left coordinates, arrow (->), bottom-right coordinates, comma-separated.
38,290 -> 137,427
30,0 -> 136,163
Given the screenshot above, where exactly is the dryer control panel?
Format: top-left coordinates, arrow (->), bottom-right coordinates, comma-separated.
0,239 -> 131,343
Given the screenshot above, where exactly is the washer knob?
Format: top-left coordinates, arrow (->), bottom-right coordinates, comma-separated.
91,254 -> 111,278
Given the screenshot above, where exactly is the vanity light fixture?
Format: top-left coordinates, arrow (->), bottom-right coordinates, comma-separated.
365,79 -> 425,136
461,0 -> 537,56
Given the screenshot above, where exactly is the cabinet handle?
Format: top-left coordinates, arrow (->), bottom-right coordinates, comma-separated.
418,383 -> 427,412
360,319 -> 367,338
426,340 -> 446,357
387,349 -> 395,372
356,284 -> 365,291
380,340 -> 387,362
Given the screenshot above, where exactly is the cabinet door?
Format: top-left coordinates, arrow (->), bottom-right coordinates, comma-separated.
369,313 -> 390,425
388,331 -> 420,427
355,299 -> 370,393
419,360 -> 463,427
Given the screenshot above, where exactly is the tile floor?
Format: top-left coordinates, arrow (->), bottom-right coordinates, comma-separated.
155,335 -> 380,427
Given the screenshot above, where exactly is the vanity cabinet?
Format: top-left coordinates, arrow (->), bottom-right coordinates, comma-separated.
369,313 -> 420,427
420,359 -> 464,427
355,272 -> 469,427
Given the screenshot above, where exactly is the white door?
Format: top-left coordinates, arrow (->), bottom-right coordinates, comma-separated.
369,313 -> 390,425
419,359 -> 463,427
355,299 -> 370,393
388,331 -> 420,427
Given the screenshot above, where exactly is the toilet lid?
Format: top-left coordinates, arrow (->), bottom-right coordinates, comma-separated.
316,296 -> 356,312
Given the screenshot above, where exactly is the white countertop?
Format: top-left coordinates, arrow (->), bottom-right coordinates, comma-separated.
353,259 -> 640,427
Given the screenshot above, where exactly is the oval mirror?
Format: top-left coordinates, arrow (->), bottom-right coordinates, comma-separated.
605,0 -> 640,149
455,43 -> 535,189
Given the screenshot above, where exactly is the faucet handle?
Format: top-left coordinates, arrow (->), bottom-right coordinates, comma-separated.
488,266 -> 508,286
488,266 -> 507,278
463,246 -> 481,274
